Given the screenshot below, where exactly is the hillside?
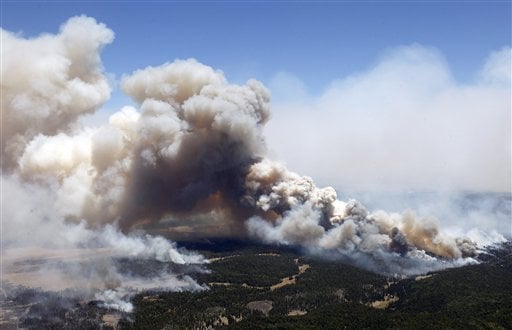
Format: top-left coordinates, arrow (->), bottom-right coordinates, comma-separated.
126,240 -> 512,329
1,240 -> 510,329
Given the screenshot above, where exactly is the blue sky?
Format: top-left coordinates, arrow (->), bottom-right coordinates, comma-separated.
2,1 -> 510,106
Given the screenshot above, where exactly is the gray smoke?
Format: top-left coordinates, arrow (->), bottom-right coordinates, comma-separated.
242,161 -> 494,274
2,16 -> 506,304
1,16 -> 208,311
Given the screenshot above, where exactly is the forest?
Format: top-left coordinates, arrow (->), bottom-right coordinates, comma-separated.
1,240 -> 511,329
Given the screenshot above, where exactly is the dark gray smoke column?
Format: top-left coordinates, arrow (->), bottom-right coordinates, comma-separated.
115,59 -> 481,267
117,60 -> 271,230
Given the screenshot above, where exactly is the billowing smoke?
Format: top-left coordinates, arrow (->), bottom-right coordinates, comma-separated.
2,16 -> 507,310
10,56 -> 271,231
266,45 -> 511,192
1,16 -> 113,170
243,160 -> 488,275
1,16 -> 208,311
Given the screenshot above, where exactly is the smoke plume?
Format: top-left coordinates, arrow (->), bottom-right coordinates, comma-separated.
1,16 -> 208,311
2,16 -> 507,309
243,160 -> 486,275
266,45 -> 511,192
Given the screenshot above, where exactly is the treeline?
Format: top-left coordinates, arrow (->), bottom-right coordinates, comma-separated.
196,254 -> 298,287
124,242 -> 512,329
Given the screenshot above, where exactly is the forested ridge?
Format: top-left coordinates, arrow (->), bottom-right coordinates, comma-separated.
2,240 -> 510,329
124,240 -> 512,329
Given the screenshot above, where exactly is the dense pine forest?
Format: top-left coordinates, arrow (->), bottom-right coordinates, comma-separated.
2,240 -> 510,329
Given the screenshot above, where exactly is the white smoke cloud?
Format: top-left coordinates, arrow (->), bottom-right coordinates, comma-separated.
480,47 -> 512,85
1,174 -> 208,309
266,44 -> 511,193
1,16 -> 113,170
244,160 -> 487,275
258,46 -> 510,271
1,16 -> 208,311
2,17 -> 508,313
95,274 -> 207,312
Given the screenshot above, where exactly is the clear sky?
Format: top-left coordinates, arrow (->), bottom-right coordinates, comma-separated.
2,1 -> 511,192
